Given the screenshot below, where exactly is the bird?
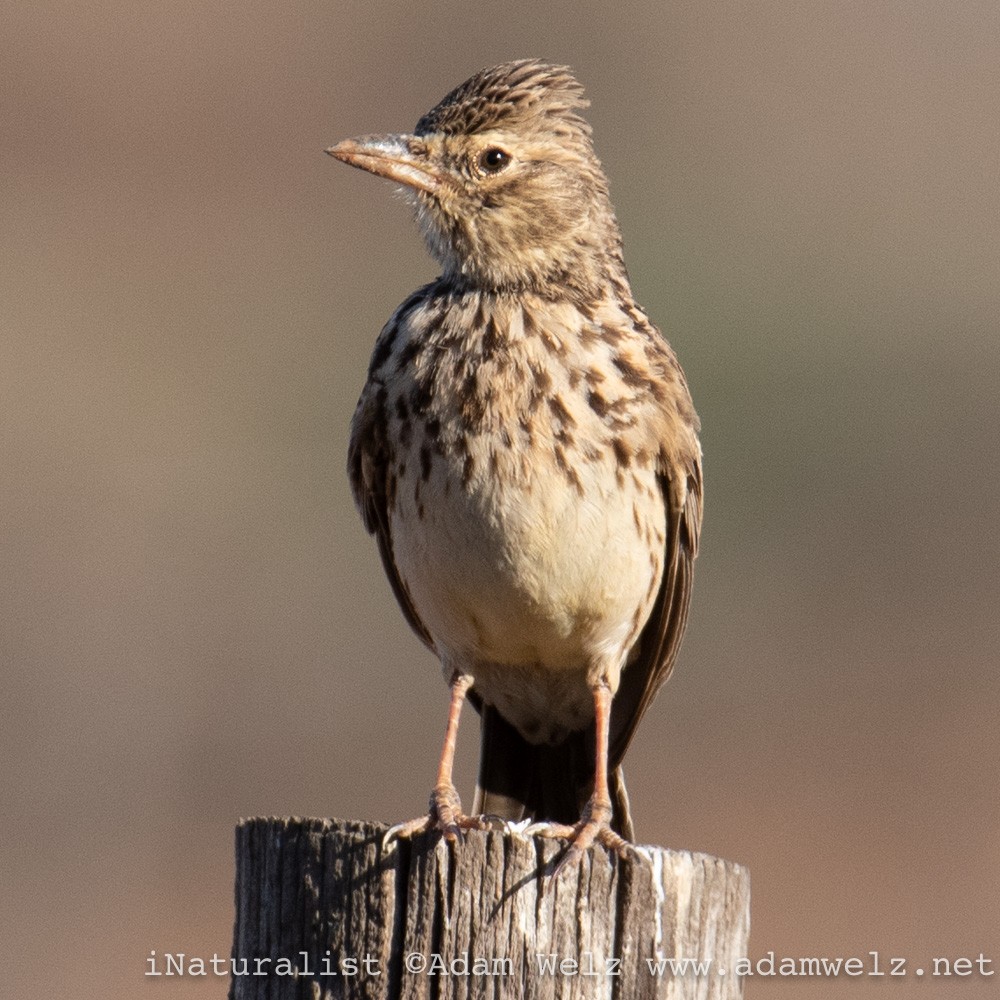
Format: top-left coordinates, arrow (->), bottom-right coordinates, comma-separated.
327,59 -> 702,867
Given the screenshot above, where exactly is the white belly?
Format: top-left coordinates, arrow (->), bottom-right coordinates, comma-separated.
390,446 -> 665,741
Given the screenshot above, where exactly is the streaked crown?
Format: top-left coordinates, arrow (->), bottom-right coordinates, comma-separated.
416,60 -> 591,142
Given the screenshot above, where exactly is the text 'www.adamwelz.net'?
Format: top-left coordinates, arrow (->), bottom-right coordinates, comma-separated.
535,952 -> 994,980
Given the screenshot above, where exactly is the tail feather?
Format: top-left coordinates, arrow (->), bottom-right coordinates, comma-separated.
473,703 -> 634,838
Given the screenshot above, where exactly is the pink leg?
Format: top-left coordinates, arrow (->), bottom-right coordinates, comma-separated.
384,673 -> 487,845
528,681 -> 634,873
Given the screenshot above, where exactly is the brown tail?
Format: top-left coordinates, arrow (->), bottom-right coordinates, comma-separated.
472,703 -> 634,840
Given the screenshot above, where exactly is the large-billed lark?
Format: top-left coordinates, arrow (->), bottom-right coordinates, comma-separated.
328,60 -> 702,866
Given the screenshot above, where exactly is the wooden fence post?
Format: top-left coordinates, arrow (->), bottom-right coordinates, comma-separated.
229,817 -> 749,1000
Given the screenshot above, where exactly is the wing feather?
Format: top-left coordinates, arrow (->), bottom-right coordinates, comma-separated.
347,303 -> 437,653
608,430 -> 703,769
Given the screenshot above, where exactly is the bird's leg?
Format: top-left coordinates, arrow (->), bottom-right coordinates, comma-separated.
428,671 -> 474,836
384,672 -> 487,847
528,681 -> 634,873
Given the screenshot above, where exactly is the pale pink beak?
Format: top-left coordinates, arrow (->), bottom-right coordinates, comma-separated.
326,135 -> 442,195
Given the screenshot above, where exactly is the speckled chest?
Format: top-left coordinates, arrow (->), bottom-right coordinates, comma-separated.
372,285 -> 683,509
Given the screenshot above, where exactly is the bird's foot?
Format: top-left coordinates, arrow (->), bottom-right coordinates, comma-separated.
526,797 -> 636,876
383,783 -> 491,850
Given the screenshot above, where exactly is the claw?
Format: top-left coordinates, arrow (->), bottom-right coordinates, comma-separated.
382,783 -> 489,851
382,815 -> 431,851
476,813 -> 513,831
526,796 -> 637,876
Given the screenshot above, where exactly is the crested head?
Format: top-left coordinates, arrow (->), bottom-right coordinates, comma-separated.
414,60 -> 591,142
328,60 -> 628,299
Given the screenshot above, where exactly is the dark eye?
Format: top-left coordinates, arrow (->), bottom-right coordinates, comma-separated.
478,147 -> 511,174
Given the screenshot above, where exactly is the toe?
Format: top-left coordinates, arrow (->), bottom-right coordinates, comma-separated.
526,794 -> 634,875
383,784 -> 488,847
383,815 -> 432,849
524,820 -> 577,839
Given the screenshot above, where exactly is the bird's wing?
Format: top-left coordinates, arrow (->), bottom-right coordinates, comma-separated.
608,445 -> 703,771
347,309 -> 436,653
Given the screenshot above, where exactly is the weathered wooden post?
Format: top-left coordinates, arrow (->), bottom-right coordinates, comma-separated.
229,817 -> 749,1000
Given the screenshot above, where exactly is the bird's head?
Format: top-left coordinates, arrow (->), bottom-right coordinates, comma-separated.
327,60 -> 626,298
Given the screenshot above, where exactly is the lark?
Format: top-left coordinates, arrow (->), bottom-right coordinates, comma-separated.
327,60 -> 702,866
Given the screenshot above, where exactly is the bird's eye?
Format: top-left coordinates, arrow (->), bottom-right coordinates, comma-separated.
477,147 -> 511,174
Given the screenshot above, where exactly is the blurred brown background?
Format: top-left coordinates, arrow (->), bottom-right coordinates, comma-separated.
3,1 -> 997,997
